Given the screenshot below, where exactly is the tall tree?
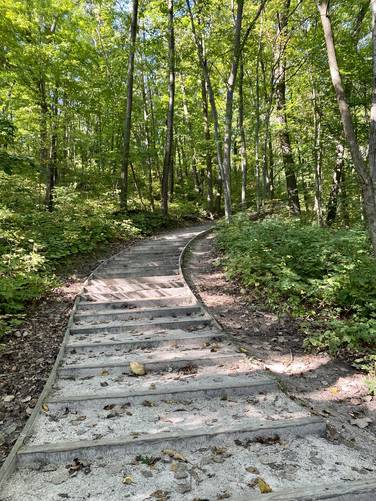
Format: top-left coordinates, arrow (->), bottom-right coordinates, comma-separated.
275,0 -> 301,216
120,0 -> 139,211
161,0 -> 176,217
318,0 -> 376,253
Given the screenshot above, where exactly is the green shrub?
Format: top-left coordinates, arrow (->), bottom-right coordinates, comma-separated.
0,172 -> 204,337
216,214 -> 376,358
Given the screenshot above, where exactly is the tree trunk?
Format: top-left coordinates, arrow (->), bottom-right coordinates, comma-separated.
318,0 -> 376,254
313,83 -> 323,225
181,77 -> 201,192
38,78 -> 50,209
200,75 -> 214,213
120,0 -> 139,211
326,143 -> 344,226
238,56 -> 248,210
186,0 -> 225,214
275,0 -> 301,216
222,0 -> 245,221
161,0 -> 175,217
141,70 -> 155,211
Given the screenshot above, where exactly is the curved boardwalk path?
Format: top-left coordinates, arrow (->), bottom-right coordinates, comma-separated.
1,225 -> 375,500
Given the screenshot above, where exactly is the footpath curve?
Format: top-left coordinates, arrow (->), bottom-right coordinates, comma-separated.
1,225 -> 375,500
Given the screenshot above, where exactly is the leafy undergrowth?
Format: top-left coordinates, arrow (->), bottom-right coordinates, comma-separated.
216,214 -> 376,392
0,172 -> 205,338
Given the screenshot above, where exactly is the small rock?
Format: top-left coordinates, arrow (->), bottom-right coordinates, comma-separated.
141,469 -> 153,478
176,483 -> 191,494
350,417 -> 373,429
174,464 -> 189,480
3,395 -> 15,403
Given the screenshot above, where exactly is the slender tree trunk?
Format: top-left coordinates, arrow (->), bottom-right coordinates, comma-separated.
268,134 -> 275,198
120,0 -> 139,211
38,78 -> 50,209
261,66 -> 274,200
181,77 -> 200,192
318,0 -> 376,254
238,56 -> 248,210
275,0 -> 301,216
313,83 -> 323,225
130,162 -> 146,209
222,0 -> 245,221
326,143 -> 344,226
200,75 -> 214,212
141,71 -> 155,211
254,25 -> 262,209
186,0 -> 225,213
161,0 -> 175,217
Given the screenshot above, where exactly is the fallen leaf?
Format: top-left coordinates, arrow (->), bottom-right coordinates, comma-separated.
122,475 -> 134,485
129,362 -> 146,376
329,386 -> 340,395
150,490 -> 170,500
246,466 -> 260,474
100,369 -> 109,376
162,448 -> 187,462
142,400 -> 156,407
239,347 -> 248,354
42,403 -> 49,413
257,478 -> 272,494
66,458 -> 90,476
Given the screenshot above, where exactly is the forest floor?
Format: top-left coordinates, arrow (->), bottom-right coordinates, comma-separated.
0,237 -> 136,466
185,231 -> 376,459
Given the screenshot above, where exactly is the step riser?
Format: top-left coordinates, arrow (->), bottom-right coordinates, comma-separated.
47,379 -> 277,411
98,264 -> 179,272
74,305 -> 202,322
247,481 -> 376,501
77,297 -> 197,311
117,247 -> 184,256
108,257 -> 178,263
111,252 -> 180,260
73,312 -> 205,326
70,318 -> 212,335
84,282 -> 186,294
81,288 -> 192,301
94,269 -> 179,279
66,333 -> 223,353
58,354 -> 241,377
17,417 -> 326,465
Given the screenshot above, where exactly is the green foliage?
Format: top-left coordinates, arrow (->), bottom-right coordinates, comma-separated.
216,214 -> 376,359
0,172 -> 200,337
353,355 -> 376,395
